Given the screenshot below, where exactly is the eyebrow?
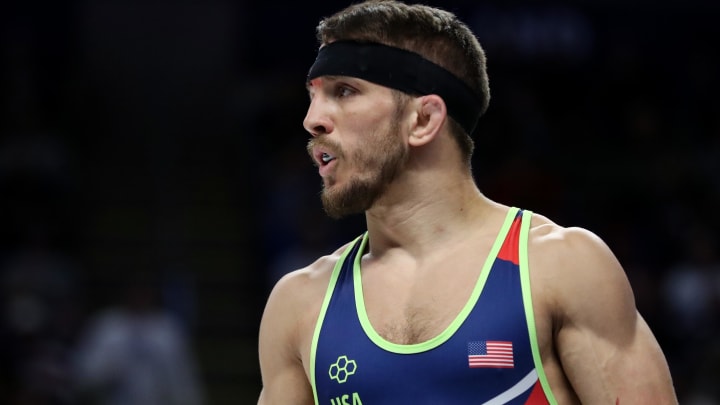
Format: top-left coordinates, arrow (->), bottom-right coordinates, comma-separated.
305,75 -> 343,92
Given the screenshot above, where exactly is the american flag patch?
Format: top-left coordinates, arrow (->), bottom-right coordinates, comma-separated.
468,340 -> 514,368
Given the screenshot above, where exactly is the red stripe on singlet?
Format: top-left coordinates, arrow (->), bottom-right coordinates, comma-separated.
497,215 -> 522,265
524,380 -> 550,405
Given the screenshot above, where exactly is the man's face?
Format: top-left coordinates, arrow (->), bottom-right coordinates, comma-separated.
305,76 -> 409,219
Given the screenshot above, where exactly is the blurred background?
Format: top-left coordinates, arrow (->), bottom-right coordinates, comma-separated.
0,0 -> 718,404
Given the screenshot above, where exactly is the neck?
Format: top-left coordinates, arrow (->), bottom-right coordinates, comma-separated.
363,166 -> 497,259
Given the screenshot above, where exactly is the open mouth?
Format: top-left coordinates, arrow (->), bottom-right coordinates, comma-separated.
321,152 -> 336,165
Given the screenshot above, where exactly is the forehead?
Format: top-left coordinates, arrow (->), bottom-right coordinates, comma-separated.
305,76 -> 327,92
305,75 -> 391,95
305,75 -> 343,91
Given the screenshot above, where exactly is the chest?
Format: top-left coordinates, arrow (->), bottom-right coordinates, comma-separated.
310,250 -> 544,404
359,242 -> 537,345
361,265 -> 479,344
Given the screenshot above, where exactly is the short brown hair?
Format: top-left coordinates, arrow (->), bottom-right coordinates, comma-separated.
316,0 -> 490,163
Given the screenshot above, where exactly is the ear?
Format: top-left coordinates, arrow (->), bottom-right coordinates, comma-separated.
409,94 -> 447,147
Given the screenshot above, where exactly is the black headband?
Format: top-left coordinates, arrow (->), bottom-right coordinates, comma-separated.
307,41 -> 484,134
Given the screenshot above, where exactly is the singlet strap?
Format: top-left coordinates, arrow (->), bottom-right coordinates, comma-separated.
310,234 -> 365,404
518,209 -> 559,405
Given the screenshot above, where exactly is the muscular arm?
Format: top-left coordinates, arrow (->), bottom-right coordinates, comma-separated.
535,225 -> 677,404
258,246 -> 348,405
258,272 -> 315,405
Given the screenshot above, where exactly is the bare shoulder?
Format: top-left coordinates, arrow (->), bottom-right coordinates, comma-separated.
258,241 -> 355,405
527,213 -> 626,282
528,211 -> 677,404
525,212 -> 635,322
263,241 -> 353,327
525,214 -> 678,403
528,212 -> 613,259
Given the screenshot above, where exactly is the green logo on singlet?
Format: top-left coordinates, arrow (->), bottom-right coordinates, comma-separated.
329,355 -> 357,383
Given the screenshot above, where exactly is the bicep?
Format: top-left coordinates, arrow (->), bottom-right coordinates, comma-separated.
558,311 -> 676,404
547,228 -> 677,404
258,276 -> 315,405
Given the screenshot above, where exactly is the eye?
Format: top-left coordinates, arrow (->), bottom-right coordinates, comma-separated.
335,84 -> 355,98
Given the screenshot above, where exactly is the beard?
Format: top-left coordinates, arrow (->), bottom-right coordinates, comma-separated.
309,117 -> 408,219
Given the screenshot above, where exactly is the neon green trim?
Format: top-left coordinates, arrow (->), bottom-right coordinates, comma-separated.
519,210 -> 559,405
354,207 -> 521,354
310,235 -> 364,405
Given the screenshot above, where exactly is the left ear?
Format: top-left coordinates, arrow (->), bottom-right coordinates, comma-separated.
409,94 -> 446,147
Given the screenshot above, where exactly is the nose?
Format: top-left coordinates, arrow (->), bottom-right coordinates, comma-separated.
303,95 -> 334,137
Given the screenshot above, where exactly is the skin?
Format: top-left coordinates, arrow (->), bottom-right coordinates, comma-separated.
257,75 -> 678,404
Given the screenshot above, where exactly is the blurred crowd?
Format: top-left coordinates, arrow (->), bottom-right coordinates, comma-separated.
1,1 -> 719,404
